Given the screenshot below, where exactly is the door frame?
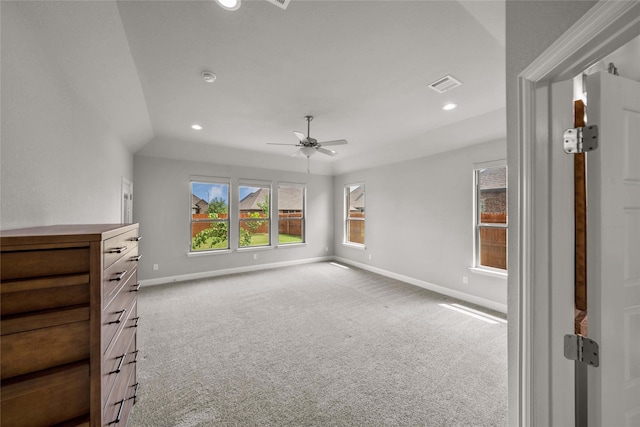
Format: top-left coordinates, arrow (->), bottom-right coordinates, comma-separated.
121,177 -> 133,224
516,1 -> 640,426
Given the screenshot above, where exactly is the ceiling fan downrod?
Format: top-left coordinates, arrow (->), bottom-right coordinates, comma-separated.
305,115 -> 313,139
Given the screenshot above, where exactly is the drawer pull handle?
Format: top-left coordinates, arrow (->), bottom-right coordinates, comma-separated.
108,246 -> 128,254
131,317 -> 140,328
131,236 -> 142,242
110,353 -> 126,374
110,270 -> 128,281
131,350 -> 139,363
131,282 -> 141,292
130,382 -> 140,404
110,399 -> 126,425
131,255 -> 142,262
108,309 -> 126,325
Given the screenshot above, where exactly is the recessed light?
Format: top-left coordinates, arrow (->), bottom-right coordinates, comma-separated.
191,124 -> 203,130
215,0 -> 240,11
443,103 -> 457,111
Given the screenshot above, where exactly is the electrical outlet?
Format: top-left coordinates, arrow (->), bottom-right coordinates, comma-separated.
153,264 -> 159,271
368,254 -> 372,260
253,253 -> 258,260
462,276 -> 469,284
325,246 -> 329,252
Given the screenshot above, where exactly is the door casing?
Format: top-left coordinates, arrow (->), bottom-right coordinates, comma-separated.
513,1 -> 640,426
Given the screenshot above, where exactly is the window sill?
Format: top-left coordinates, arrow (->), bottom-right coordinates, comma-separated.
277,242 -> 307,249
469,267 -> 508,279
342,242 -> 365,250
188,249 -> 232,257
236,246 -> 274,253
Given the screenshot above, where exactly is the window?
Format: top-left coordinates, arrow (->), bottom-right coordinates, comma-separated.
190,178 -> 230,252
278,183 -> 305,245
474,164 -> 507,271
345,183 -> 365,245
239,182 -> 271,248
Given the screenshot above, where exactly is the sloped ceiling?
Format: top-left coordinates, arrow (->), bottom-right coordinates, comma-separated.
12,0 -> 506,175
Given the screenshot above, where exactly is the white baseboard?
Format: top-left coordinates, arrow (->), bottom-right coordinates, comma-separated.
139,256 -> 333,287
333,257 -> 508,314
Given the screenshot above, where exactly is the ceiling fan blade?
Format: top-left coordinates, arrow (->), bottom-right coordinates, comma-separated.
317,147 -> 337,156
267,142 -> 301,146
293,131 -> 307,143
318,139 -> 348,147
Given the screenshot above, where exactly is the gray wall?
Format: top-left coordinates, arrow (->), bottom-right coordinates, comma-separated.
0,2 -> 134,229
334,139 -> 508,309
133,155 -> 334,282
504,1 -> 596,425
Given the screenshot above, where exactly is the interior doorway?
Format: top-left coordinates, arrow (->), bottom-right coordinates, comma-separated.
122,177 -> 133,224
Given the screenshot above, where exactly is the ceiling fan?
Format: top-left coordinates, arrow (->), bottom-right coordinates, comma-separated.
267,116 -> 348,159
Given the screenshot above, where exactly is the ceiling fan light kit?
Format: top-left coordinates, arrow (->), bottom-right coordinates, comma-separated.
300,146 -> 316,157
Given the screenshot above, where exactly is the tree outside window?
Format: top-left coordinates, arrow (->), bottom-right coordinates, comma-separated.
191,180 -> 230,252
239,185 -> 271,247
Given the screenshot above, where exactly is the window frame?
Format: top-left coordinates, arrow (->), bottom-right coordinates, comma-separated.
473,162 -> 508,273
189,176 -> 231,254
238,180 -> 272,249
277,182 -> 306,246
344,183 -> 365,247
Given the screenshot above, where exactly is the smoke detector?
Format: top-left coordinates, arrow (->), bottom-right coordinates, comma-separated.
264,0 -> 291,9
427,75 -> 462,93
201,71 -> 216,83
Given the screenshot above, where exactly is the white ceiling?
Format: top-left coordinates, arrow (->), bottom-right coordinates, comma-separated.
14,0 -> 506,175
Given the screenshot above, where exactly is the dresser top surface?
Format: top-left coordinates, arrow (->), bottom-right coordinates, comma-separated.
1,224 -> 138,246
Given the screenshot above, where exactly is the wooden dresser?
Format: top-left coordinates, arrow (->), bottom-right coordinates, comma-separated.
1,224 -> 141,427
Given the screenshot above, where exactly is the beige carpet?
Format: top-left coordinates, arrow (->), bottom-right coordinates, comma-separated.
129,262 -> 507,426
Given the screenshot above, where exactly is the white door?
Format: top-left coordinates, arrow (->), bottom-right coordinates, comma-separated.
585,71 -> 640,427
122,177 -> 133,224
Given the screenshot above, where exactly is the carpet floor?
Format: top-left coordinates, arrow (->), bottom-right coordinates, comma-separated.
128,262 -> 507,427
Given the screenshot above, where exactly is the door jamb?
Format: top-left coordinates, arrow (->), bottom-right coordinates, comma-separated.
516,1 -> 640,426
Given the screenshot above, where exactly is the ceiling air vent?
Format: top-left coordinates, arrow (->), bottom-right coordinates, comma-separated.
427,75 -> 462,94
264,0 -> 291,9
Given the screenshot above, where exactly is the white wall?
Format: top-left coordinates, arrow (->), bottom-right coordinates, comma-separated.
0,2 -> 134,229
333,139 -> 508,311
133,154 -> 334,282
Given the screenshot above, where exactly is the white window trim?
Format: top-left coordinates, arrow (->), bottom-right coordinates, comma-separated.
189,176 -> 231,254
344,182 -> 365,247
277,182 -> 306,246
238,180 -> 272,249
473,163 -> 507,273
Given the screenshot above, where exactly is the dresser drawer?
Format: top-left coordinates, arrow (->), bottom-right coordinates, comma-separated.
1,362 -> 90,427
103,354 -> 137,427
1,274 -> 89,316
103,249 -> 139,305
103,320 -> 137,408
103,229 -> 139,270
1,247 -> 89,280
103,285 -> 137,355
1,307 -> 90,379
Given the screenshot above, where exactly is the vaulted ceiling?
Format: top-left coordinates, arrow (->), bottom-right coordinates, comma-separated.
13,0 -> 506,175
